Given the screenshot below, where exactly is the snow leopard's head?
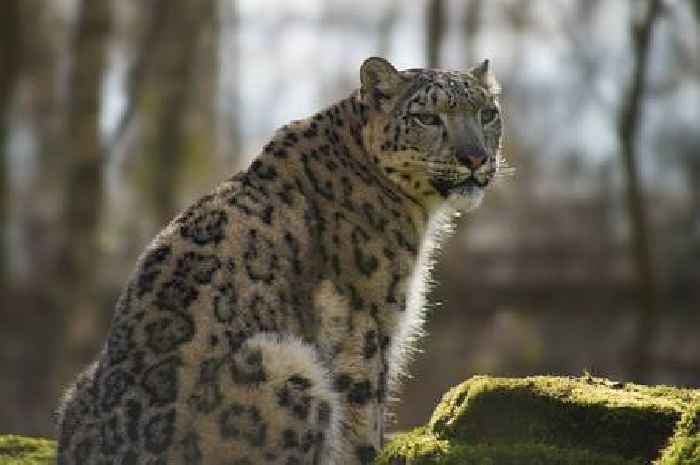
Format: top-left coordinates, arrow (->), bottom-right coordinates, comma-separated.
360,57 -> 508,213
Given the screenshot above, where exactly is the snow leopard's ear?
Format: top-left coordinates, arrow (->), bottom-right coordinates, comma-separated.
360,57 -> 405,108
469,59 -> 501,95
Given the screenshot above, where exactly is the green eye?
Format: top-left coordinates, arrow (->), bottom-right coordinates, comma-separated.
414,113 -> 442,126
480,108 -> 499,125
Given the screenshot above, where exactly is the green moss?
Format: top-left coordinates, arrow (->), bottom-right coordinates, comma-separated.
0,435 -> 56,465
380,376 -> 699,465
378,429 -> 642,465
659,403 -> 700,465
379,427 -> 452,464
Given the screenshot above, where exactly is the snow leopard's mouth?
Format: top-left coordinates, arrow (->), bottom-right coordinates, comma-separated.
451,177 -> 489,199
431,173 -> 491,198
460,175 -> 490,189
440,176 -> 487,212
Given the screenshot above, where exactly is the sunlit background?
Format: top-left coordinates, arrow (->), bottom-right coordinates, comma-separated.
1,0 -> 699,438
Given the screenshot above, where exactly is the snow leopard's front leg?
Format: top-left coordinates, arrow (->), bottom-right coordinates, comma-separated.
313,280 -> 391,465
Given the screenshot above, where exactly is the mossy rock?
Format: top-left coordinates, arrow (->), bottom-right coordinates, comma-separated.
378,376 -> 699,465
0,435 -> 56,465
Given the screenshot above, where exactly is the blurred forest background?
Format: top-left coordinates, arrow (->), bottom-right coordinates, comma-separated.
1,0 -> 699,438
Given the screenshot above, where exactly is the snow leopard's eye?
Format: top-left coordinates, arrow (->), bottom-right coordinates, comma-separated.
480,108 -> 499,125
414,113 -> 442,126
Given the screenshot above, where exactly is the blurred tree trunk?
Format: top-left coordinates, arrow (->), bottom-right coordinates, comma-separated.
128,0 -> 220,230
0,1 -> 23,293
462,0 -> 483,65
17,1 -> 65,284
618,0 -> 662,384
688,159 -> 700,227
7,0 -> 72,435
54,0 -> 112,388
108,0 -> 168,155
220,0 -> 241,168
0,128 -> 6,294
426,0 -> 446,68
377,1 -> 399,58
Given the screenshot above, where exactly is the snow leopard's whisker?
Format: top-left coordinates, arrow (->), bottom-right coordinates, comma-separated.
402,161 -> 470,177
494,166 -> 516,177
403,160 -> 461,169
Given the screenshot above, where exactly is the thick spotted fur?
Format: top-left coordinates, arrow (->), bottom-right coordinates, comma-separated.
56,57 -> 505,465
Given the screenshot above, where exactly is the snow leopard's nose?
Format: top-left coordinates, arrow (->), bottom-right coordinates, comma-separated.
457,147 -> 488,169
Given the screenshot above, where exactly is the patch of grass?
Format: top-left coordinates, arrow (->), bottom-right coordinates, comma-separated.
0,435 -> 57,465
